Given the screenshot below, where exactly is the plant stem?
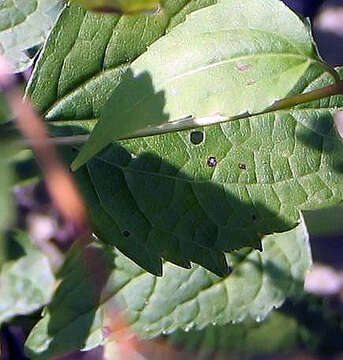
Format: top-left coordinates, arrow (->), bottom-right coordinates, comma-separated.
17,134 -> 90,147
2,80 -> 343,148
267,80 -> 343,112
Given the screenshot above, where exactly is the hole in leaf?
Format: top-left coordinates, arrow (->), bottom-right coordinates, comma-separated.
190,131 -> 204,145
122,230 -> 131,237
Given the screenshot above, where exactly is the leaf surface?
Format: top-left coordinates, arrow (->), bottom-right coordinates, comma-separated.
27,0 -> 217,116
0,231 -> 55,324
71,0 -> 339,169
0,0 -> 63,72
27,0 -> 343,274
25,221 -> 312,359
0,143 -> 17,266
70,68 -> 343,275
165,296 -> 343,359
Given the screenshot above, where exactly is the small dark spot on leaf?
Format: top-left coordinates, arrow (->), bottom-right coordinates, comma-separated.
252,213 -> 257,221
239,163 -> 247,170
122,230 -> 131,237
207,157 -> 217,167
190,131 -> 204,145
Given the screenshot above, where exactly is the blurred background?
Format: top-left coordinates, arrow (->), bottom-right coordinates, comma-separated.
2,0 -> 343,359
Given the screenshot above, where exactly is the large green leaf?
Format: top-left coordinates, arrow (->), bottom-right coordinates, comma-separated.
72,0 -> 340,169
24,221 -> 311,359
0,231 -> 55,324
0,0 -> 63,72
27,0 -> 343,275
69,67 -> 343,276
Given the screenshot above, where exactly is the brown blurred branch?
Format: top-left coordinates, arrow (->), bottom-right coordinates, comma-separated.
0,57 -> 87,230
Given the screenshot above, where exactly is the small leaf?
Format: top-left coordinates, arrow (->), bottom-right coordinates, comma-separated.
0,231 -> 55,324
24,220 -> 311,359
71,0 -> 338,170
0,0 -> 63,72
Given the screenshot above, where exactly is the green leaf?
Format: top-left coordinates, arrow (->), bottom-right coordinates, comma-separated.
0,143 -> 17,266
27,0 -> 217,115
0,231 -> 55,324
71,0 -> 339,170
0,0 -> 63,72
167,312 -> 303,358
27,0 -> 343,275
68,68 -> 343,276
0,93 -> 11,125
166,296 -> 343,359
24,221 -> 311,359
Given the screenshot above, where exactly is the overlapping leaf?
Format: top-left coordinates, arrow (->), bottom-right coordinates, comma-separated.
27,0 -> 217,116
0,0 -> 63,72
24,221 -> 311,359
0,231 -> 55,324
72,0 -> 339,169
70,68 -> 343,276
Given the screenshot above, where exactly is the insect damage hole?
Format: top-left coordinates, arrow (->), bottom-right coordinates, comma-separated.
190,131 -> 205,145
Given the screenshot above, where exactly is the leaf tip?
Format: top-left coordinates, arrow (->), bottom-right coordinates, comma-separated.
70,159 -> 82,172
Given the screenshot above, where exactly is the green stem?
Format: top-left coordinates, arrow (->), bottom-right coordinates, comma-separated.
1,80 -> 343,148
266,80 -> 343,113
319,60 -> 341,84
